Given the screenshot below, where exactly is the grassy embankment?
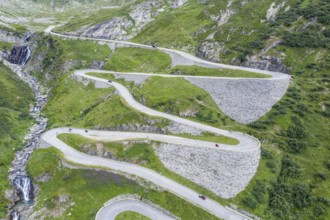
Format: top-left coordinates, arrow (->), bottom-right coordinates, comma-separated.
0,62 -> 34,217
27,148 -> 219,220
116,211 -> 150,220
103,47 -> 172,73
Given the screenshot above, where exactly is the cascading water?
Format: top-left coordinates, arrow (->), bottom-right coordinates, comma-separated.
11,210 -> 20,220
8,46 -> 31,65
13,176 -> 32,202
1,47 -> 48,219
21,47 -> 31,66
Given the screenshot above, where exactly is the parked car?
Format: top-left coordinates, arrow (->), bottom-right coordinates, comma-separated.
199,195 -> 206,200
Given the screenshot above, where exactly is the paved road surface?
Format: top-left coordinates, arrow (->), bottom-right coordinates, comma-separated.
95,199 -> 175,220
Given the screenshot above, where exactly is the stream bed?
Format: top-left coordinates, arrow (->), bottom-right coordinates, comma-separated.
3,60 -> 48,220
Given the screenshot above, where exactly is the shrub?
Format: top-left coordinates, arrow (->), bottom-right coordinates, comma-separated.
274,10 -> 299,26
324,28 -> 330,38
261,148 -> 273,159
291,184 -> 312,209
252,181 -> 267,203
314,172 -> 327,181
266,161 -> 276,170
282,29 -> 326,48
324,161 -> 330,170
321,110 -> 330,117
268,182 -> 291,215
286,139 -> 307,154
249,122 -> 267,129
314,205 -> 326,217
316,196 -> 330,206
242,195 -> 258,209
280,155 -> 301,178
286,125 -> 307,139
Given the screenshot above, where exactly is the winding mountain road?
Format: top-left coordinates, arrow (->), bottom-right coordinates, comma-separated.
39,26 -> 290,220
95,198 -> 176,220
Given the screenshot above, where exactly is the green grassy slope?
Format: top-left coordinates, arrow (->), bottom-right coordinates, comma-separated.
0,62 -> 34,217
27,148 -> 219,220
103,47 -> 172,73
30,35 -> 111,83
43,73 -> 169,129
168,65 -> 270,78
116,211 -> 151,220
54,1 -> 135,33
133,0 -> 215,50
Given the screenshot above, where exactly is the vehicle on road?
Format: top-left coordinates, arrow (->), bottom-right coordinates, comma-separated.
152,45 -> 157,48
215,144 -> 219,147
85,130 -> 88,133
108,80 -> 112,83
199,195 -> 206,200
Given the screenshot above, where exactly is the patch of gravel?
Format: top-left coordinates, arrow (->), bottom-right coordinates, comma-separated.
185,77 -> 290,124
153,143 -> 260,199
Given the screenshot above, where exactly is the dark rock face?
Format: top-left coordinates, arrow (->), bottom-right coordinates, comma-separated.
8,46 -> 31,65
242,56 -> 291,74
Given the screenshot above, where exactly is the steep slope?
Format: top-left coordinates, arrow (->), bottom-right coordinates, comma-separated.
0,61 -> 34,218
54,0 -> 190,40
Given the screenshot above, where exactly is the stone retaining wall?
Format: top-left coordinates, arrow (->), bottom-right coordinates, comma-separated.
153,143 -> 260,199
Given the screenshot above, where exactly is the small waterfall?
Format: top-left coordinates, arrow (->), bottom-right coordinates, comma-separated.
8,46 -> 31,65
13,176 -> 32,202
21,47 -> 31,66
11,210 -> 20,220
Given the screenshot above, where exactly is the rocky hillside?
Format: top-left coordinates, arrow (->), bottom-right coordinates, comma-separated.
55,0 -> 189,40
54,0 -> 329,74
